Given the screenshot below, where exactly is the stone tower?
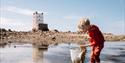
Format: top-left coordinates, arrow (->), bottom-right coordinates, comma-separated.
32,11 -> 49,31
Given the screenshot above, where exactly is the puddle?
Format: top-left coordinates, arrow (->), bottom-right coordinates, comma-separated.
0,43 -> 81,63
0,41 -> 125,63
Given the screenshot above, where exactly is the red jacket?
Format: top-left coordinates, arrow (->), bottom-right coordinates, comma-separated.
88,25 -> 105,46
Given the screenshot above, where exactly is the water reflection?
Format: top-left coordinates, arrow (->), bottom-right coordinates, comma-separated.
0,43 -> 7,48
32,44 -> 48,63
32,43 -> 72,63
1,42 -> 124,63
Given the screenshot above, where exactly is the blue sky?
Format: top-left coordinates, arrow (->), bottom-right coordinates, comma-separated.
0,0 -> 125,35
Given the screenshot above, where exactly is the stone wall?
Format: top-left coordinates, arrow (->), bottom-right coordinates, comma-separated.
32,23 -> 49,32
38,23 -> 49,31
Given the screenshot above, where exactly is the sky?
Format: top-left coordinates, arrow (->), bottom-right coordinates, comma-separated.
0,0 -> 125,35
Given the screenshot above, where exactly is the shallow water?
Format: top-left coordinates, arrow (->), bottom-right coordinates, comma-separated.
0,41 -> 125,63
85,41 -> 125,63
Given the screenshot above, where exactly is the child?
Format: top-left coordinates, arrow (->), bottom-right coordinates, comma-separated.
78,18 -> 105,63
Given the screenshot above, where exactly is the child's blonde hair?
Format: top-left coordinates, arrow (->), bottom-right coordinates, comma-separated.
77,18 -> 90,31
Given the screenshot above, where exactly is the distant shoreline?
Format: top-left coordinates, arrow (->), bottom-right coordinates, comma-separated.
0,30 -> 125,46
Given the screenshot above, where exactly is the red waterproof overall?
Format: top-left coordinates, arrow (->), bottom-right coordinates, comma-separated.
88,25 -> 105,63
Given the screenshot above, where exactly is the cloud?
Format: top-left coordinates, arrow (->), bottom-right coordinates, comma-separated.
1,17 -> 23,25
0,6 -> 48,16
63,15 -> 95,20
0,5 -> 48,31
0,17 -> 32,31
0,6 -> 33,16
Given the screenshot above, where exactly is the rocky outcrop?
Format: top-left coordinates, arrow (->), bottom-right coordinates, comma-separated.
0,30 -> 125,46
104,34 -> 125,41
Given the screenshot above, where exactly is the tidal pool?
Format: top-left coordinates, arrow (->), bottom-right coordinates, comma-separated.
0,41 -> 125,63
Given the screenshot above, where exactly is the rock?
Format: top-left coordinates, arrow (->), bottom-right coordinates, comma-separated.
8,29 -> 12,32
50,29 -> 59,32
51,37 -> 56,41
0,29 -> 125,46
0,28 -> 7,32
